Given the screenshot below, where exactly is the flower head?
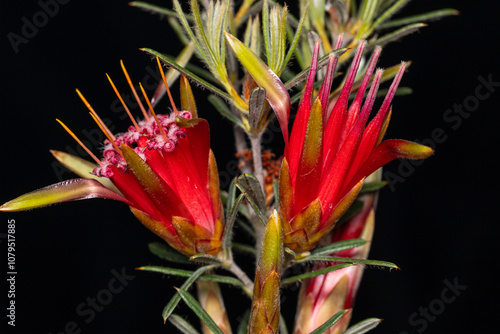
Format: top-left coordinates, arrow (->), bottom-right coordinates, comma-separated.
1,59 -> 225,257
278,38 -> 434,254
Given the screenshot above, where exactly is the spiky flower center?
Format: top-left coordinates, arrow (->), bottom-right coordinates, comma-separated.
94,111 -> 192,177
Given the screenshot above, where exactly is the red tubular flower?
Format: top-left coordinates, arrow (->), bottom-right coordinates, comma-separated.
1,61 -> 224,257
279,39 -> 434,253
293,186 -> 378,334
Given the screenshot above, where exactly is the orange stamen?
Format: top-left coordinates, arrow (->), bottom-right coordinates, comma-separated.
156,56 -> 178,115
76,89 -> 116,142
88,113 -> 123,157
106,74 -> 140,131
120,60 -> 150,122
55,119 -> 103,166
139,82 -> 168,141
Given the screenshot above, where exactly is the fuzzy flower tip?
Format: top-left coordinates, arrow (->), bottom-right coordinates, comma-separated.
279,39 -> 434,254
0,60 -> 224,257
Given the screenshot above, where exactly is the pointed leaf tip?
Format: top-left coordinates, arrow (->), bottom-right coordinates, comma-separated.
0,179 -> 129,212
225,32 -> 290,141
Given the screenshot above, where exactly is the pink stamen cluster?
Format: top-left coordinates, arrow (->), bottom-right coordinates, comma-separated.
94,111 -> 192,177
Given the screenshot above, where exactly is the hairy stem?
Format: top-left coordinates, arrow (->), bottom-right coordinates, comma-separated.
227,261 -> 254,297
250,132 -> 265,193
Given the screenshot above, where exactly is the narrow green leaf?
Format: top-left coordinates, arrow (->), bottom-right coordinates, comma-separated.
272,179 -> 279,210
225,176 -> 239,217
368,0 -> 410,33
207,95 -> 246,129
311,239 -> 367,256
142,48 -> 231,101
338,200 -> 364,224
375,86 -> 413,98
367,23 -> 426,47
189,254 -> 223,265
360,181 -> 387,193
343,318 -> 382,334
50,150 -> 119,193
0,179 -> 129,212
130,2 -> 181,19
161,265 -> 218,321
309,310 -> 348,334
176,289 -> 224,334
236,174 -> 267,225
282,2 -> 308,71
282,263 -> 353,285
222,193 -> 246,258
295,256 -> 399,269
237,174 -> 266,212
138,266 -> 245,289
148,242 -> 191,265
169,314 -> 201,334
380,8 -> 459,29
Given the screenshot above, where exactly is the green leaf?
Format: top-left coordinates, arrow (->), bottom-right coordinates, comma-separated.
148,242 -> 191,265
0,179 -> 129,212
295,256 -> 399,269
282,2 -> 308,71
176,289 -> 224,334
236,174 -> 267,225
311,239 -> 367,256
368,23 -> 426,47
272,179 -> 279,210
168,314 -> 201,334
367,0 -> 411,34
138,266 -> 245,289
225,176 -> 239,216
207,95 -> 246,129
50,150 -> 119,193
189,254 -> 224,265
282,263 -> 353,285
222,193 -> 246,258
161,265 -> 218,321
380,8 -> 459,29
142,48 -> 231,101
338,200 -> 364,224
376,86 -> 413,98
309,310 -> 348,334
343,318 -> 382,334
360,181 -> 387,193
130,2 -> 181,19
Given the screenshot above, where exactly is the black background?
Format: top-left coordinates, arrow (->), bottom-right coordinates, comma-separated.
1,1 -> 499,333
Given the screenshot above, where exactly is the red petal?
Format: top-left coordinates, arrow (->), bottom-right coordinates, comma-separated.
287,42 -> 320,182
344,139 -> 434,193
